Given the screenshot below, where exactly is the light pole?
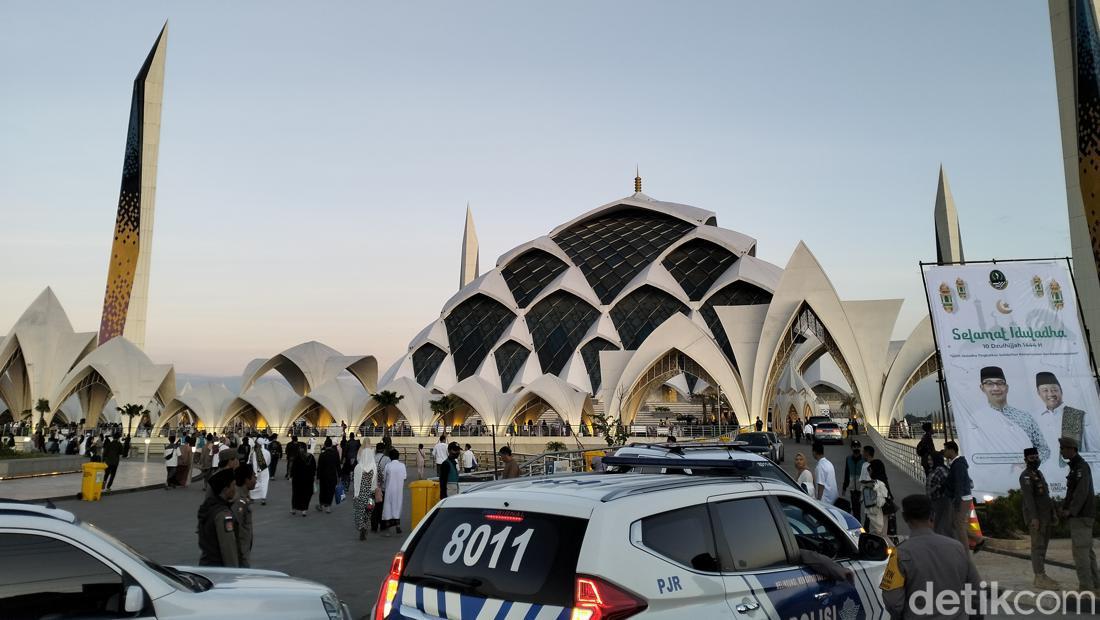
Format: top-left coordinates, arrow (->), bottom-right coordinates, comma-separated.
143,438 -> 151,463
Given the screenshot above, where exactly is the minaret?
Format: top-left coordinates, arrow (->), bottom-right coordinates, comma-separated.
933,165 -> 965,264
99,24 -> 168,349
1050,0 -> 1100,357
459,203 -> 479,289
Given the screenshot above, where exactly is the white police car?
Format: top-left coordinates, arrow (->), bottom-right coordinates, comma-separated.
0,501 -> 352,619
609,442 -> 865,541
373,471 -> 891,619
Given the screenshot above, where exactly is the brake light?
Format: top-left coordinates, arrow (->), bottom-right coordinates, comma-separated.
485,512 -> 525,523
571,575 -> 647,620
373,553 -> 403,620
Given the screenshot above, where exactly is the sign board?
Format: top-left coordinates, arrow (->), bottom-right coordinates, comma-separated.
924,261 -> 1100,497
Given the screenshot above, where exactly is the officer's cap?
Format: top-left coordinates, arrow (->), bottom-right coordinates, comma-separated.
1059,436 -> 1080,450
1024,447 -> 1039,457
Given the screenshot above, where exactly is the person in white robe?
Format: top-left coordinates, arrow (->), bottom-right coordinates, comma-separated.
249,438 -> 272,505
381,448 -> 407,535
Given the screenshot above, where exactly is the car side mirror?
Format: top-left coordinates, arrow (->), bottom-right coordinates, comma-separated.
858,532 -> 890,561
124,584 -> 144,613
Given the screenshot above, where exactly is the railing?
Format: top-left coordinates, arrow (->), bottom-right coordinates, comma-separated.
866,424 -> 926,485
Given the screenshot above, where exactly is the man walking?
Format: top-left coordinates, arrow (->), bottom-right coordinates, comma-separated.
164,435 -> 181,489
944,440 -> 985,552
102,432 -> 123,491
432,434 -> 449,480
812,442 -> 838,505
842,440 -> 864,520
499,446 -> 520,479
1060,436 -> 1100,592
439,442 -> 462,499
755,416 -> 764,432
881,494 -> 981,618
284,435 -> 300,480
1020,446 -> 1060,590
232,464 -> 257,568
268,434 -> 282,479
462,443 -> 476,473
915,421 -> 935,475
197,469 -> 239,567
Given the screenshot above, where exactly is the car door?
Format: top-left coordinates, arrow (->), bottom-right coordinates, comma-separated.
706,493 -> 824,619
771,494 -> 889,619
0,530 -> 156,619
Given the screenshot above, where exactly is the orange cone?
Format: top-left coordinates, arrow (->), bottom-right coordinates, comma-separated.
967,499 -> 983,549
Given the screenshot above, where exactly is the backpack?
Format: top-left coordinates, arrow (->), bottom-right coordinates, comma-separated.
862,484 -> 879,509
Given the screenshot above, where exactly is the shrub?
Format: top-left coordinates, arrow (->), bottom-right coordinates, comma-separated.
545,441 -> 567,452
977,490 -> 1100,539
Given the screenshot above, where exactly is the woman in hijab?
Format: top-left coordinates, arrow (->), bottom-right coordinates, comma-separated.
381,448 -> 407,535
352,443 -> 377,540
290,440 -> 317,516
860,460 -> 891,536
925,450 -> 953,537
316,437 -> 341,513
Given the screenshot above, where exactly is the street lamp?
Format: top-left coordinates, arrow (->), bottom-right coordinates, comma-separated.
143,438 -> 151,463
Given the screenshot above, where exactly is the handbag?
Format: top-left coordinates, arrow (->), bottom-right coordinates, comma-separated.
881,495 -> 897,515
335,481 -> 346,505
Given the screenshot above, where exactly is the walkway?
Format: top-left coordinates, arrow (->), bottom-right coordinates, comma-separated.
0,458 -> 168,501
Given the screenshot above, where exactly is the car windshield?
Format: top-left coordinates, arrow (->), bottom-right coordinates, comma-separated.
740,434 -> 770,446
817,423 -> 840,430
77,520 -> 200,592
808,417 -> 831,425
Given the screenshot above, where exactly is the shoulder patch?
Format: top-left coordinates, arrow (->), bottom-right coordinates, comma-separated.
879,552 -> 904,591
223,515 -> 235,532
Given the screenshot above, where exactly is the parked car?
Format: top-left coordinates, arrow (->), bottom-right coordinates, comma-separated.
813,422 -> 844,444
0,501 -> 352,619
739,432 -> 782,462
764,431 -> 785,462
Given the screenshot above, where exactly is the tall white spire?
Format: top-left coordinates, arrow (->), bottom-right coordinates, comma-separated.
933,165 -> 964,264
460,203 -> 479,289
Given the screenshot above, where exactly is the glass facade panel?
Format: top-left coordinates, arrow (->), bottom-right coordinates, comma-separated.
662,238 -> 739,301
443,294 -> 516,381
412,343 -> 447,387
552,207 -> 694,304
494,340 -> 531,391
609,285 -> 689,350
526,291 -> 601,376
501,249 -> 569,308
700,281 -> 773,365
580,337 -> 619,394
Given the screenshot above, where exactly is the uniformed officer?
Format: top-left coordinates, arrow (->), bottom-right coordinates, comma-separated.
1059,436 -> 1100,592
232,464 -> 257,568
197,468 -> 239,567
1020,446 -> 1060,590
881,494 -> 980,619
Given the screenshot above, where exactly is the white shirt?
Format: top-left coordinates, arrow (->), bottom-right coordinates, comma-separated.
164,444 -> 179,467
803,424 -> 813,436
814,457 -> 838,504
1038,404 -> 1065,461
796,469 -> 814,495
432,441 -> 449,465
462,449 -> 475,469
962,405 -> 1032,456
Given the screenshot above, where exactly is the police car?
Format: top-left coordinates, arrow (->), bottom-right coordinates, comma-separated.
373,470 -> 891,619
609,442 -> 864,541
0,501 -> 352,619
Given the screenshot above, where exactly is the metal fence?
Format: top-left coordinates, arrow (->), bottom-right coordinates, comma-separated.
865,424 -> 926,485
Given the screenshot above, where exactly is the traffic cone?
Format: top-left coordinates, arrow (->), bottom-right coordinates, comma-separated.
966,499 -> 983,549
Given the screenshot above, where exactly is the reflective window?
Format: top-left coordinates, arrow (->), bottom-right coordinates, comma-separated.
709,498 -> 788,571
494,340 -> 531,390
640,504 -> 720,571
552,207 -> 693,304
443,294 -> 516,381
609,285 -> 689,350
777,497 -> 852,559
662,239 -> 739,301
526,292 -> 600,376
412,343 -> 447,387
501,249 -> 569,309
580,337 -> 619,394
0,533 -> 125,618
700,281 -> 773,364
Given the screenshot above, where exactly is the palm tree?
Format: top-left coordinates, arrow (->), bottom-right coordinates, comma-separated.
370,390 -> 405,431
34,398 -> 50,430
429,395 -> 456,427
117,403 -> 150,438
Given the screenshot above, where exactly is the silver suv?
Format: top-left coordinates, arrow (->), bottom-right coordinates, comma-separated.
0,501 -> 351,619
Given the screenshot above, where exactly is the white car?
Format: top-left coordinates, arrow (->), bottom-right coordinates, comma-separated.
0,501 -> 352,619
373,471 -> 891,619
608,442 -> 864,541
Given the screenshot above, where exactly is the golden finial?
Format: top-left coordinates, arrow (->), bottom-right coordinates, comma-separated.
634,165 -> 642,193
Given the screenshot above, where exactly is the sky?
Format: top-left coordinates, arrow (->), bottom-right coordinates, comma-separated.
0,1 -> 1071,380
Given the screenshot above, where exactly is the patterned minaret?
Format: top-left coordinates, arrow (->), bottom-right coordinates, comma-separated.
1050,0 -> 1100,356
459,203 -> 479,289
99,24 -> 167,349
933,165 -> 964,264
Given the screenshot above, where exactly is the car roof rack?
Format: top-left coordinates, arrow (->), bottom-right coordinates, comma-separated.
623,441 -> 750,451
603,455 -> 774,469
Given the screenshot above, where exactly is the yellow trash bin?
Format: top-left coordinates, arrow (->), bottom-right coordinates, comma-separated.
81,462 -> 108,501
408,480 -> 441,529
583,450 -> 605,471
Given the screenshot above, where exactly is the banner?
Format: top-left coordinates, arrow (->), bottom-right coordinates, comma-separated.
924,261 -> 1100,497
